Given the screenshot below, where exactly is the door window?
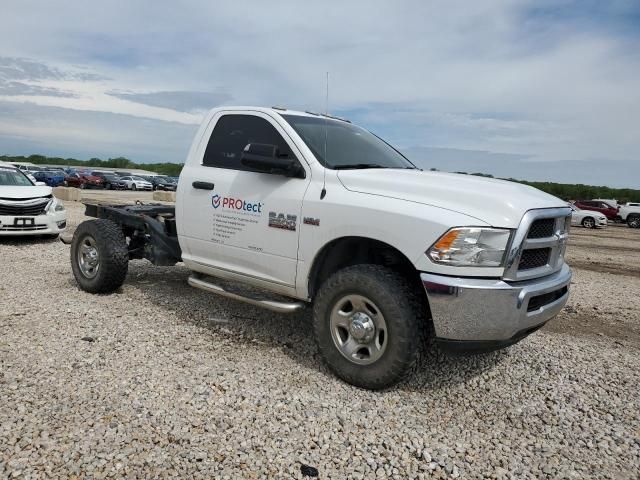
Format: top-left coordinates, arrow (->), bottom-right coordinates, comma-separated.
203,114 -> 296,170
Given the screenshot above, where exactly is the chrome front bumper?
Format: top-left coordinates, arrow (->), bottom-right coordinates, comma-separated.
421,263 -> 572,345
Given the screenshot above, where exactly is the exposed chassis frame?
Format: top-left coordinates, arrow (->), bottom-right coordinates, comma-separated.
84,203 -> 182,266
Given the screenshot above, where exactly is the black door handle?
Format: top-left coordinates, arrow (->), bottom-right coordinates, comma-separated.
192,181 -> 215,190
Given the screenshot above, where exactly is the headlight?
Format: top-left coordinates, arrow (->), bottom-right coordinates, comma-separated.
49,198 -> 65,212
427,227 -> 512,267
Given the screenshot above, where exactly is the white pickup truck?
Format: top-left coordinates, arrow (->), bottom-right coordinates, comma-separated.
68,106 -> 572,389
619,203 -> 640,228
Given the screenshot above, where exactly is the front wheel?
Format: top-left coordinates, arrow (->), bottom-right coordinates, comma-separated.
70,219 -> 129,293
628,215 -> 640,228
132,184 -> 137,191
581,217 -> 595,228
313,265 -> 426,390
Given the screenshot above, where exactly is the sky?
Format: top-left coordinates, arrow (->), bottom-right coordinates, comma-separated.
0,0 -> 639,187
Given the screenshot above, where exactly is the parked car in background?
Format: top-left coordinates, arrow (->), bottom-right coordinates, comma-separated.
592,199 -> 619,210
119,176 -> 153,191
569,204 -> 607,229
573,200 -> 619,221
619,203 -> 640,228
64,172 -> 104,189
24,166 -> 44,175
0,163 -> 66,238
91,171 -> 126,190
33,170 -> 66,187
142,175 -> 177,191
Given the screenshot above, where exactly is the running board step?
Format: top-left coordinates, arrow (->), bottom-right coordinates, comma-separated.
187,274 -> 305,313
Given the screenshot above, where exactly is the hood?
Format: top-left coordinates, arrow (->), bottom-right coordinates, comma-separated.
0,185 -> 53,200
337,169 -> 565,228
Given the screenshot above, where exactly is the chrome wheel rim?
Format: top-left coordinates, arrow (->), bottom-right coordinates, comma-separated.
330,294 -> 387,365
77,236 -> 100,278
583,218 -> 594,228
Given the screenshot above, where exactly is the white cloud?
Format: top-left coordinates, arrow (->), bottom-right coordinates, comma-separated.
0,0 -> 638,185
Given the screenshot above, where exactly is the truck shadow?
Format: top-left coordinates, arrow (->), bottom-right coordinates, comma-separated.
123,261 -> 506,392
0,236 -> 60,245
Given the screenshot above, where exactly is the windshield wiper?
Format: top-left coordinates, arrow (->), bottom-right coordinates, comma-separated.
333,163 -> 387,170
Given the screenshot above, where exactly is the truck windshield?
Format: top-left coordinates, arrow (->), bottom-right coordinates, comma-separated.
281,114 -> 416,170
0,169 -> 34,186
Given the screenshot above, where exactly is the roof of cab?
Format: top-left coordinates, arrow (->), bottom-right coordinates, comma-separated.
208,106 -> 350,123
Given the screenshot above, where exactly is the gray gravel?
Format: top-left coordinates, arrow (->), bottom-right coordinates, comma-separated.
1,200 -> 639,479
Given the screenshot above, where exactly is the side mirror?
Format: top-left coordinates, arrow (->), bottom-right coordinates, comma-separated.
240,143 -> 304,178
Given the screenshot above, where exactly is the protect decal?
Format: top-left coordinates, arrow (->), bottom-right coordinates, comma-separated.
210,192 -> 264,244
211,193 -> 263,213
269,212 -> 297,231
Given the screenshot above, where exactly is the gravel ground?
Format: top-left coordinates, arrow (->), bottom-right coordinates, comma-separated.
1,197 -> 639,479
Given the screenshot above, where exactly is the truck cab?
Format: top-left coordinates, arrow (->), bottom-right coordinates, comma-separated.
69,106 -> 573,389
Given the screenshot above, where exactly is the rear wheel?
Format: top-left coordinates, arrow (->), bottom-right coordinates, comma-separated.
628,215 -> 640,228
313,264 -> 426,390
70,219 -> 129,293
581,217 -> 595,228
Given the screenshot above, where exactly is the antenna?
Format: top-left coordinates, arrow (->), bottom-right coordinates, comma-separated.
320,72 -> 328,200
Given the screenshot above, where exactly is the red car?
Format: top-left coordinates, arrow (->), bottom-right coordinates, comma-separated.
573,200 -> 619,220
64,172 -> 104,189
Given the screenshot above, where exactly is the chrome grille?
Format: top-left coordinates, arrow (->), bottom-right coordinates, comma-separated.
518,248 -> 551,270
527,218 -> 555,239
0,197 -> 50,216
503,208 -> 572,281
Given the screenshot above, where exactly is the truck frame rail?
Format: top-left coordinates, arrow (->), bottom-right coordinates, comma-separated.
84,203 -> 182,266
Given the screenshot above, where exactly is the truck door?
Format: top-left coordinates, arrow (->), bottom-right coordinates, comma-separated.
180,111 -> 310,287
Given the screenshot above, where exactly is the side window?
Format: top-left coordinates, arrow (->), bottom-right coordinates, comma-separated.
203,114 -> 295,170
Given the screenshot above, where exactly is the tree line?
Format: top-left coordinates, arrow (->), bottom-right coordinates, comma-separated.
0,154 -> 183,176
441,170 -> 640,203
2,154 -> 639,202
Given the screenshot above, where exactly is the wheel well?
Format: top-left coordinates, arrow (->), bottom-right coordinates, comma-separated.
308,236 -> 424,299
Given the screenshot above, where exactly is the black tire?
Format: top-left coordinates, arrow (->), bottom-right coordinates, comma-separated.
581,217 -> 595,228
104,183 -> 111,190
313,264 -> 426,390
132,184 -> 137,191
70,219 -> 129,293
628,215 -> 640,229
79,183 -> 86,190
